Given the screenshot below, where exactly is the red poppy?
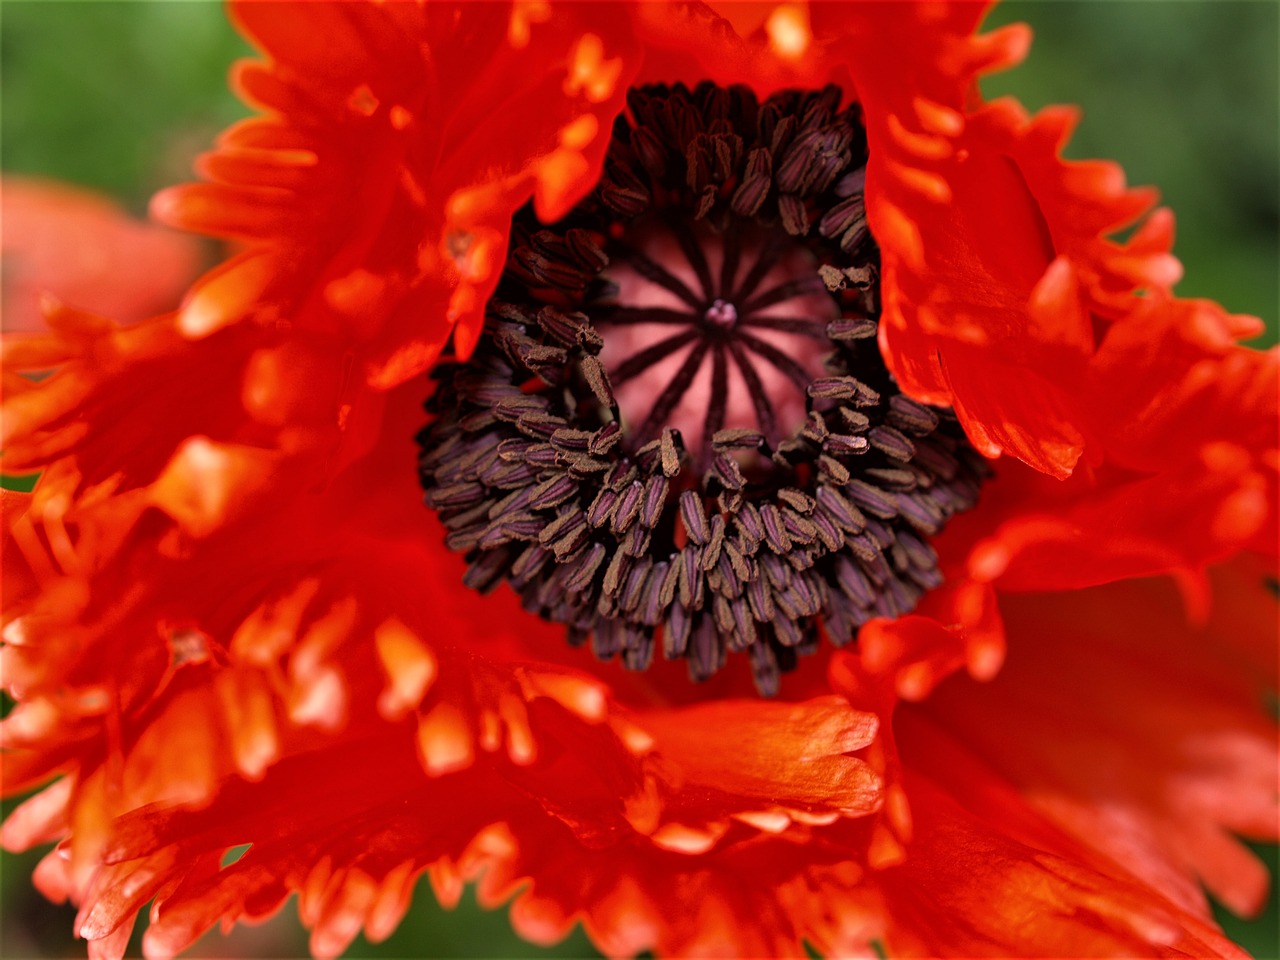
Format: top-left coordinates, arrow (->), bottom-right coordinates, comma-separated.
0,177 -> 204,334
2,3 -> 1276,959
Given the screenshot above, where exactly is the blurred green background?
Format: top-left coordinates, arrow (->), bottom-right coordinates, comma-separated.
1,1 -> 1276,958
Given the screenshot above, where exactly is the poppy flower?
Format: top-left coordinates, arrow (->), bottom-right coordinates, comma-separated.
2,3 -> 1276,959
0,177 -> 204,334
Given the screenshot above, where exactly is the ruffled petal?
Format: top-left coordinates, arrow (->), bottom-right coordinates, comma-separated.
820,558 -> 1275,959
51,667 -> 887,958
961,295 -> 1278,592
5,349 -> 897,956
914,566 -> 1280,922
151,1 -> 641,386
874,767 -> 1250,959
822,6 -> 1176,478
631,695 -> 882,849
622,4 -> 1191,482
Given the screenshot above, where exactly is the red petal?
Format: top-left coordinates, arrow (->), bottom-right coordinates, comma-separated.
153,2 -> 642,387
1,177 -> 203,333
913,568 -> 1280,922
825,8 -> 1179,477
875,767 -> 1249,959
961,295 -> 1278,591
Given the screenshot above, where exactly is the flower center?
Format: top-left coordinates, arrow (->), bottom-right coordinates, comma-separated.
419,82 -> 987,696
705,300 -> 737,328
598,217 -> 836,463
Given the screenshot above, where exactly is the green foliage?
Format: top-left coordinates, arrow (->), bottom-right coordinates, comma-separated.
1,0 -> 250,212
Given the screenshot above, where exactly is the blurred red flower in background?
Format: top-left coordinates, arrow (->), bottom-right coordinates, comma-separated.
1,3 -> 1276,958
1,177 -> 203,334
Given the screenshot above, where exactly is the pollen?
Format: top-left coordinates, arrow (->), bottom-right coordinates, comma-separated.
419,83 -> 987,695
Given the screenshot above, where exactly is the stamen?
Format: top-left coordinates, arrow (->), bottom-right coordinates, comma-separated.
419,82 -> 987,696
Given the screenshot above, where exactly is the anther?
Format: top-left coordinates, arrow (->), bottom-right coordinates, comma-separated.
419,82 -> 988,696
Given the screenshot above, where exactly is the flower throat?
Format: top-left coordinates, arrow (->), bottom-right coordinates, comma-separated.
419,83 -> 986,696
